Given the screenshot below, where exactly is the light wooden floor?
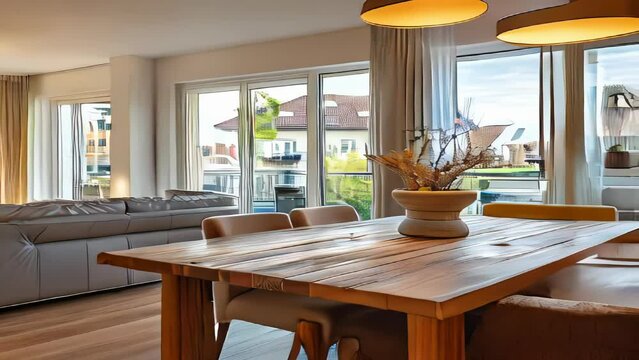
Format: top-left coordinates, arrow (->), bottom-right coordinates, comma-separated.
0,284 -> 337,360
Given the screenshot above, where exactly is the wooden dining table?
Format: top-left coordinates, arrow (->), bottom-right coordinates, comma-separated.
98,215 -> 639,360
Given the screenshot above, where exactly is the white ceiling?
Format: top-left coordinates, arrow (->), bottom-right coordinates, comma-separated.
0,0 -> 565,75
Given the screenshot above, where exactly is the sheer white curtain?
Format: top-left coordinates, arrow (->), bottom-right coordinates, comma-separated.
544,48 -> 566,204
370,26 -> 456,218
545,45 -> 602,205
424,27 -> 456,131
183,93 -> 203,191
584,50 -> 604,204
70,104 -> 85,200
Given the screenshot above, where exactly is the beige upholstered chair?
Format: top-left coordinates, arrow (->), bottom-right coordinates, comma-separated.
289,205 -> 360,228
467,295 -> 639,359
469,203 -> 639,358
482,202 -> 639,307
482,203 -> 619,222
202,213 -> 407,360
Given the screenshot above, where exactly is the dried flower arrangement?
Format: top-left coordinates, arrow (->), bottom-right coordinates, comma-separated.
365,122 -> 496,191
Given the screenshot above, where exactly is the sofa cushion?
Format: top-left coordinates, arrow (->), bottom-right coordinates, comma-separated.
168,227 -> 203,243
0,199 -> 126,222
167,193 -> 237,209
169,206 -> 238,229
126,231 -> 169,283
127,211 -> 172,233
87,236 -> 129,291
11,214 -> 130,244
124,194 -> 237,213
122,197 -> 171,213
38,239 -> 89,299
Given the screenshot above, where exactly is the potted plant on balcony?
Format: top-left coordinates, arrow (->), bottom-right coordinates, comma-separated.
366,126 -> 496,239
604,144 -> 631,169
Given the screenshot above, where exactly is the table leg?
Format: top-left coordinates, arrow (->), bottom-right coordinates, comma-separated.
407,314 -> 465,360
161,274 -> 215,360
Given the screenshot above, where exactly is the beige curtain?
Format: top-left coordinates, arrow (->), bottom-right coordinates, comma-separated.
543,48 -> 565,204
370,27 -> 424,217
0,76 -> 29,204
370,26 -> 456,218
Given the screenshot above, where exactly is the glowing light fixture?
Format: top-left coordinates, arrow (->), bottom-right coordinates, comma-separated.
497,0 -> 639,46
361,0 -> 488,28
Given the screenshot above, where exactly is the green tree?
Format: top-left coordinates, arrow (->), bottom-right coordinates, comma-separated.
325,152 -> 367,173
325,152 -> 372,220
254,91 -> 280,140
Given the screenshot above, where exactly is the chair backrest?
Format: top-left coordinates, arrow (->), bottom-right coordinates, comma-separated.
202,212 -> 293,238
482,203 -> 618,222
201,213 -> 293,324
289,205 -> 360,228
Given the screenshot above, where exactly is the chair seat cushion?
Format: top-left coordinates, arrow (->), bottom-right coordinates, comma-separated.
532,261 -> 639,308
225,289 -> 407,359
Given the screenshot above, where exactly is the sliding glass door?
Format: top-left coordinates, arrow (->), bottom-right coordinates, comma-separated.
183,68 -> 368,215
250,81 -> 308,213
320,71 -> 372,220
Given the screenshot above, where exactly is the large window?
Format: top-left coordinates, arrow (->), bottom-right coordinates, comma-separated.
184,68 -> 370,216
321,71 -> 372,220
250,82 -> 308,213
58,102 -> 111,199
457,50 -> 542,206
586,44 -> 639,219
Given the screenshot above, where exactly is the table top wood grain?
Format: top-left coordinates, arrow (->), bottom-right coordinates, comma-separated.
98,216 -> 639,319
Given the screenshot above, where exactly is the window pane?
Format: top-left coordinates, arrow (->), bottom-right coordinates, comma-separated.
322,72 -> 372,220
586,44 -> 639,220
251,83 -> 307,213
201,90 -> 241,197
457,52 -> 542,207
81,103 -> 111,199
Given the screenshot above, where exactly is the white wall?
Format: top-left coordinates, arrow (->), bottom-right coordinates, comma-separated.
30,64 -> 111,99
154,27 -> 371,195
29,64 -> 111,200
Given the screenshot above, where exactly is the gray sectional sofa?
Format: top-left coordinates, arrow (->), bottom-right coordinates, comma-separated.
0,193 -> 238,307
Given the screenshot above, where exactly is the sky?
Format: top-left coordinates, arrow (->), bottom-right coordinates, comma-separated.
457,51 -> 541,156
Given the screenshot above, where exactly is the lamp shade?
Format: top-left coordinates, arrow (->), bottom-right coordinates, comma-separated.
497,0 -> 639,46
361,0 -> 488,28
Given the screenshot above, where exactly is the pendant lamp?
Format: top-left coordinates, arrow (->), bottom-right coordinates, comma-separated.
497,0 -> 639,46
361,0 -> 488,28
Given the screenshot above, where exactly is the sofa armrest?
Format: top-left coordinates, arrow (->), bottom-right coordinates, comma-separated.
467,295 -> 639,360
0,224 -> 39,307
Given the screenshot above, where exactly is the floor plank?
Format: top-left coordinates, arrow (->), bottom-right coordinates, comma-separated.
0,284 -> 337,360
